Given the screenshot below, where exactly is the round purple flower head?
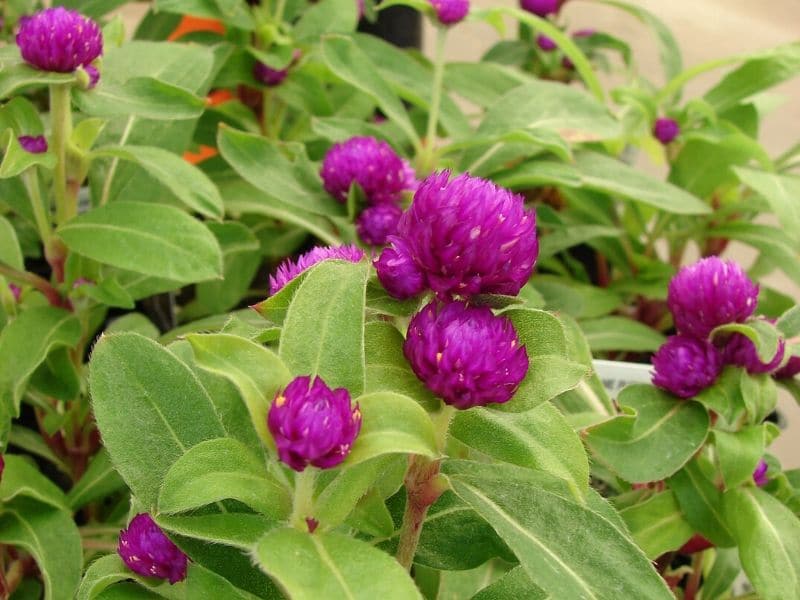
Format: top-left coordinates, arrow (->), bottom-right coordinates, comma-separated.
653,117 -> 680,145
652,335 -> 723,399
429,0 -> 469,25
378,171 -> 538,300
404,301 -> 529,409
83,64 -> 100,89
520,0 -> 562,17
374,237 -> 426,300
118,514 -> 188,584
269,245 -> 364,295
775,353 -> 800,379
268,375 -> 361,471
357,203 -> 403,246
667,257 -> 759,340
753,459 -> 769,487
321,136 -> 415,205
536,35 -> 557,52
18,135 -> 47,154
16,8 -> 102,73
723,322 -> 785,375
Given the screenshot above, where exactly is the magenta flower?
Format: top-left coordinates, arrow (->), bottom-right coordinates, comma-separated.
320,136 -> 415,204
652,335 -> 723,399
8,284 -> 21,302
775,354 -> 800,379
268,376 -> 361,471
118,514 -> 188,584
429,0 -> 469,25
667,257 -> 759,340
357,203 -> 403,246
404,301 -> 529,409
573,28 -> 596,38
377,171 -> 538,300
753,460 -> 769,487
653,117 -> 680,145
536,35 -> 557,52
269,245 -> 364,295
520,0 -> 562,17
374,237 -> 427,299
18,135 -> 47,154
16,8 -> 102,73
83,64 -> 100,89
723,322 -> 785,375
254,62 -> 288,86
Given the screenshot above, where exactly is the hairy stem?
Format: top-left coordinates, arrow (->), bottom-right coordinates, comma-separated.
50,83 -> 74,224
289,468 -> 317,530
420,27 -> 448,173
0,264 -> 68,309
395,455 -> 444,571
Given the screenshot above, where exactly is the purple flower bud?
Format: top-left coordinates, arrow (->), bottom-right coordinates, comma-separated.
429,0 -> 469,25
374,237 -> 427,300
573,28 -> 596,38
358,0 -> 366,19
379,171 -> 538,300
561,56 -> 574,70
775,354 -> 800,379
269,245 -> 364,296
723,321 -> 785,375
536,35 -> 557,52
18,135 -> 47,154
16,8 -> 102,73
520,0 -> 562,17
652,335 -> 723,399
321,136 -> 415,205
404,301 -> 529,409
8,284 -> 21,302
653,117 -> 681,145
667,257 -> 759,340
118,514 -> 188,584
83,64 -> 100,89
753,459 -> 769,487
254,62 -> 289,87
268,375 -> 361,471
0,455 -> 4,483
357,203 -> 403,246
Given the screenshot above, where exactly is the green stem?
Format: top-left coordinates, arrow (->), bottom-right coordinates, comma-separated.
395,455 -> 445,570
0,264 -> 65,308
289,468 -> 317,530
420,27 -> 448,173
274,0 -> 287,23
22,169 -> 52,247
656,56 -> 740,105
50,83 -> 74,224
100,115 -> 135,206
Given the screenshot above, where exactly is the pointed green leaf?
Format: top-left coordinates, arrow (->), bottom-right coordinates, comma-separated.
618,491 -> 693,559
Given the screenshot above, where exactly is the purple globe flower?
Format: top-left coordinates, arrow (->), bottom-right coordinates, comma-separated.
667,257 -> 759,340
652,335 -> 723,399
536,35 -> 557,52
520,0 -> 562,17
18,135 -> 47,154
83,64 -> 100,89
269,245 -> 364,295
379,171 -> 538,300
357,203 -> 403,246
16,8 -> 102,73
429,0 -> 469,25
320,136 -> 415,205
404,301 -> 529,409
268,375 -> 361,471
775,353 -> 800,379
653,117 -> 680,145
753,459 -> 769,487
723,324 -> 785,375
118,514 -> 188,584
374,237 -> 427,300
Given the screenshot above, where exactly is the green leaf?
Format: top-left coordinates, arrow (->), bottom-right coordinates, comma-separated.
0,63 -> 75,99
723,487 -> 800,600
0,455 -> 68,510
734,167 -> 800,244
580,316 -> 666,352
471,566 -> 547,600
618,491 -> 693,559
538,225 -> 621,260
445,461 -> 672,599
710,222 -> 800,287
58,202 -> 223,283
157,513 -> 273,551
713,426 -> 767,489
159,438 -> 290,519
585,385 -> 710,482
0,129 -> 56,177
89,333 -> 227,508
92,145 -> 223,219
347,489 -> 395,537
533,275 -> 622,319
294,0 -> 358,41
778,305 -> 800,338
156,0 -> 255,29
451,402 -> 589,496
0,214 -> 24,269
73,77 -> 205,120
105,313 -> 160,339
66,448 -> 126,510
186,563 -> 264,600
0,498 -> 81,600
255,528 -> 422,600
77,554 -> 177,600
346,392 -> 438,466
280,260 -> 368,395
712,320 -> 780,364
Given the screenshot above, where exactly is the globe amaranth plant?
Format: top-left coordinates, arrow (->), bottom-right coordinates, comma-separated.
0,1 -> 798,599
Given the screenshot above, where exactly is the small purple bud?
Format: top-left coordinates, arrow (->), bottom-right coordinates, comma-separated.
653,117 -> 681,145
358,0 -> 366,19
0,455 -> 4,483
723,320 -> 785,375
753,459 -> 769,487
321,136 -> 415,205
268,375 -> 361,471
374,237 -> 427,300
775,354 -> 800,379
118,514 -> 188,584
8,284 -> 21,302
83,64 -> 100,89
404,301 -> 529,409
667,257 -> 759,340
357,203 -> 403,246
520,0 -> 562,17
254,62 -> 289,87
561,56 -> 574,70
306,517 -> 319,533
573,28 -> 596,38
72,277 -> 95,289
18,135 -> 47,154
429,0 -> 469,25
269,245 -> 364,296
16,8 -> 103,73
536,35 -> 557,52
651,335 -> 723,399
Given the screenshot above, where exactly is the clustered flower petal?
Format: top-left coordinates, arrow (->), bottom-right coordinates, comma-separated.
653,117 -> 681,145
775,353 -> 800,379
652,335 -> 723,399
18,135 -> 47,154
268,375 -> 361,471
667,257 -> 759,340
357,203 -> 403,246
118,514 -> 188,584
83,64 -> 100,89
429,0 -> 470,25
376,171 -> 538,300
321,136 -> 415,204
374,238 -> 426,299
404,301 -> 529,409
723,324 -> 786,375
253,50 -> 301,87
269,245 -> 364,295
753,459 -> 769,487
520,0 -> 562,17
16,8 -> 103,73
